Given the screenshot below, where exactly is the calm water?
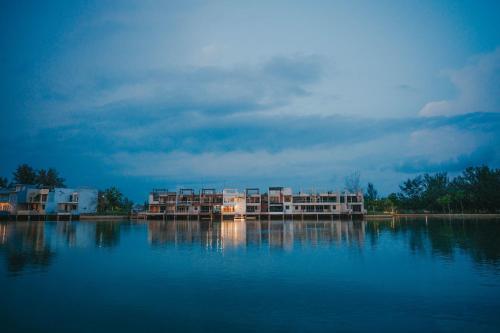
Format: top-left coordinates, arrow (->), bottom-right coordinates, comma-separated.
1,218 -> 499,333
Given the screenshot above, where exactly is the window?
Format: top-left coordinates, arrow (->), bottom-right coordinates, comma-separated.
269,206 -> 283,212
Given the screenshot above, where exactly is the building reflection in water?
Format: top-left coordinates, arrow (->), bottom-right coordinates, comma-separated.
1,217 -> 498,275
0,222 -> 55,273
147,219 -> 367,251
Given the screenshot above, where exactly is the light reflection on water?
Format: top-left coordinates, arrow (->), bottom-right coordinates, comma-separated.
1,218 -> 499,332
147,220 -> 366,251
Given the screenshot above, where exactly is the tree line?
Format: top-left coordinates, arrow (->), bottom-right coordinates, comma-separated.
1,164 -> 65,188
1,164 -> 134,214
3,164 -> 499,214
364,166 -> 500,214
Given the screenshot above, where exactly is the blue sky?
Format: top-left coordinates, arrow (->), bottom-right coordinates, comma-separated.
1,0 -> 499,201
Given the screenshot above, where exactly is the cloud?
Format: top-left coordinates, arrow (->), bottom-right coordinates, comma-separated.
394,147 -> 499,174
105,138 -> 402,190
420,48 -> 500,117
100,113 -> 500,191
34,54 -> 325,129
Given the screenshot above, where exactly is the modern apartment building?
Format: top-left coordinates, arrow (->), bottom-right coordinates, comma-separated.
146,186 -> 365,219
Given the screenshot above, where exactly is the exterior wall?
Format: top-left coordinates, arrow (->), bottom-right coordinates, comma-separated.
0,190 -> 12,214
245,188 -> 261,214
268,187 -> 293,214
76,188 -> 98,214
45,188 -> 97,214
292,192 -> 339,214
148,190 -> 172,214
222,189 -> 246,215
200,189 -> 222,214
146,188 -> 365,216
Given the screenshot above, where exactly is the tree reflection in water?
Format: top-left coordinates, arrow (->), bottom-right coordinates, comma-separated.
1,217 -> 499,275
95,221 -> 120,248
365,217 -> 500,266
0,222 -> 55,274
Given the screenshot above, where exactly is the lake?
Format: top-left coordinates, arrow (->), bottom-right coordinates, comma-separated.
1,217 -> 499,332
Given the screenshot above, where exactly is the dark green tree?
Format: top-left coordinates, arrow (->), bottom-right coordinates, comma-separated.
436,194 -> 452,213
0,177 -> 8,188
364,183 -> 378,213
12,164 -> 37,184
122,198 -> 134,212
422,172 -> 449,212
453,166 -> 500,212
36,168 -> 65,188
98,187 -> 133,214
393,166 -> 500,213
398,176 -> 424,211
104,187 -> 123,211
365,183 -> 378,201
386,193 -> 399,214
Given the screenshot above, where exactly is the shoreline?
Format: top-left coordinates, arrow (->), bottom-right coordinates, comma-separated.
2,213 -> 499,222
80,215 -> 129,221
366,213 -> 500,219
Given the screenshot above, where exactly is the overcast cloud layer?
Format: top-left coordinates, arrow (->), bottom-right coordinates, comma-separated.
1,0 -> 499,201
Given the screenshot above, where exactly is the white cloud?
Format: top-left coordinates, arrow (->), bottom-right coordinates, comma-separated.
420,48 -> 500,117
104,132 -> 408,190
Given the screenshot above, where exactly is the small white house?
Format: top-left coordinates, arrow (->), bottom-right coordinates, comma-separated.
45,188 -> 98,214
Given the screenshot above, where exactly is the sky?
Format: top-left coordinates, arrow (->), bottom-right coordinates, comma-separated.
1,0 -> 499,202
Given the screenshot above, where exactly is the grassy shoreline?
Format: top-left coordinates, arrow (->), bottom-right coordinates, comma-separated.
78,213 -> 500,221
366,213 -> 500,219
5,213 -> 497,222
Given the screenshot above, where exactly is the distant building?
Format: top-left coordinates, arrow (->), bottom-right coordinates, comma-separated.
0,185 -> 97,215
222,189 -> 246,217
146,186 -> 366,218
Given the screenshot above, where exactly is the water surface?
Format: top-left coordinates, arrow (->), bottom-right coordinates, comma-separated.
1,218 -> 499,332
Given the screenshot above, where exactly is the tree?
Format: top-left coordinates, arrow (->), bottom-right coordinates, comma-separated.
36,169 -> 48,186
104,187 -> 123,211
386,193 -> 399,214
422,172 -> 449,212
393,166 -> 500,213
456,166 -> 500,212
451,189 -> 466,214
437,194 -> 452,213
12,164 -> 37,184
345,171 -> 361,192
365,183 -> 378,201
97,187 -> 133,214
364,183 -> 378,213
0,177 -> 8,188
398,176 -> 424,211
36,168 -> 65,188
122,198 -> 134,212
